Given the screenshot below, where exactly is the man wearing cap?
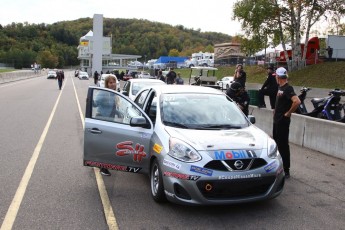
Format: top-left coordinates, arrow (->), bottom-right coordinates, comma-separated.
273,67 -> 300,179
258,66 -> 278,109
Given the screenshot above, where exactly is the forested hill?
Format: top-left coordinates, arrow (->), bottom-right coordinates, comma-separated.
0,18 -> 232,69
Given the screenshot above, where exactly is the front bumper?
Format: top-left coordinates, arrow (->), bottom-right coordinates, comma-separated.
161,157 -> 285,205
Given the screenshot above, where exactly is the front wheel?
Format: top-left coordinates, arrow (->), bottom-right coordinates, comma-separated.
150,159 -> 166,203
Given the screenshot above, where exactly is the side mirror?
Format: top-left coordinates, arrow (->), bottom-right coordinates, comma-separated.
248,115 -> 256,124
130,116 -> 148,127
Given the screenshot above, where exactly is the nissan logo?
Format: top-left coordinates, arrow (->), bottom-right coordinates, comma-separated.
234,160 -> 244,169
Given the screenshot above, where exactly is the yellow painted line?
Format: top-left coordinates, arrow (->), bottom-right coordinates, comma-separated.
0,78 -> 67,230
94,168 -> 119,230
71,76 -> 85,128
71,77 -> 119,230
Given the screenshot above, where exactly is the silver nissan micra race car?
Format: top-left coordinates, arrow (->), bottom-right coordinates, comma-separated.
83,85 -> 285,205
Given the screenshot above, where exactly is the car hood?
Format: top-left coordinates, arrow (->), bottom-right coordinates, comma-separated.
164,125 -> 267,151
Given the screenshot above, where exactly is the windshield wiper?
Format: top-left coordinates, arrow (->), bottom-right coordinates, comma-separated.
196,124 -> 242,130
163,121 -> 190,128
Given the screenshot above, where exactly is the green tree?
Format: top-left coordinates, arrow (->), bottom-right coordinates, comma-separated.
233,0 -> 345,71
37,50 -> 58,68
233,0 -> 278,60
204,44 -> 214,53
168,49 -> 179,56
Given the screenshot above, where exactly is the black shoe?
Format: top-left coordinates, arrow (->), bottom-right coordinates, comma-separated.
285,171 -> 290,179
100,168 -> 111,176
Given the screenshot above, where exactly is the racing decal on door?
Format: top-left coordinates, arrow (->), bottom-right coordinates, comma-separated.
84,161 -> 141,173
116,141 -> 147,162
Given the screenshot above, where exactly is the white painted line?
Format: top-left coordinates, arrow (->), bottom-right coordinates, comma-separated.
0,78 -> 67,230
71,76 -> 119,230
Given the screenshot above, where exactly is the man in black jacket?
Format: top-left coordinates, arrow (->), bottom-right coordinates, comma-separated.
258,66 -> 278,109
56,70 -> 64,90
166,68 -> 176,84
226,82 -> 250,116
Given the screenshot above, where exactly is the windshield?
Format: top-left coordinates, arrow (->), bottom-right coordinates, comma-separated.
131,81 -> 165,96
161,93 -> 249,129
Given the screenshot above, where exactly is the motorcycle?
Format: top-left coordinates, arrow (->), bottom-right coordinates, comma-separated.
296,87 -> 345,121
320,89 -> 345,121
295,87 -> 325,117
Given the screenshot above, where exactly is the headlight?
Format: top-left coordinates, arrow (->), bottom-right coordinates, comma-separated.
268,138 -> 279,158
168,138 -> 202,162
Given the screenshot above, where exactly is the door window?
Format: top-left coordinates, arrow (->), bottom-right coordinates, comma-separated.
134,89 -> 149,108
92,88 -> 141,124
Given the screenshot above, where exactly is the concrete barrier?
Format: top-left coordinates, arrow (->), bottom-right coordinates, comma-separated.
250,105 -> 345,161
0,70 -> 46,84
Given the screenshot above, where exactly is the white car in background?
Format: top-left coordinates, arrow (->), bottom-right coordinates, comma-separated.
216,76 -> 234,90
122,79 -> 166,100
78,71 -> 89,80
47,70 -> 57,79
137,71 -> 153,79
98,74 -> 120,92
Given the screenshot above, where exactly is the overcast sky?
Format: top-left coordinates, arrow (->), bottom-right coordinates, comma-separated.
0,0 -> 243,36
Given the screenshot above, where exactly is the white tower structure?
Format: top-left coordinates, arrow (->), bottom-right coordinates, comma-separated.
92,14 -> 103,75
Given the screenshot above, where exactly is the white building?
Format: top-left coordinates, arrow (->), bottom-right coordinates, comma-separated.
77,14 -> 141,75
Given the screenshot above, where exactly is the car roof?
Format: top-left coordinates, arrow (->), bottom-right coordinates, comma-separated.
143,85 -> 224,95
128,79 -> 164,83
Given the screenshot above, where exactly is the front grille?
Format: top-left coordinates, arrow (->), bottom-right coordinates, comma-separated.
204,158 -> 267,171
196,176 -> 275,199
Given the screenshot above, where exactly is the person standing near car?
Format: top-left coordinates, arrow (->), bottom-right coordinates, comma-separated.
56,70 -> 64,90
233,64 -> 246,88
157,70 -> 165,82
226,82 -> 250,116
273,67 -> 301,179
258,66 -> 278,109
94,75 -> 120,176
166,68 -> 177,84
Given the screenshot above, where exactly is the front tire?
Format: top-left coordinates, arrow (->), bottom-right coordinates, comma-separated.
150,159 -> 166,203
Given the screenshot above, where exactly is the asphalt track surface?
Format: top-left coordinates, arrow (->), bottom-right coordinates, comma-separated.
0,72 -> 344,230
